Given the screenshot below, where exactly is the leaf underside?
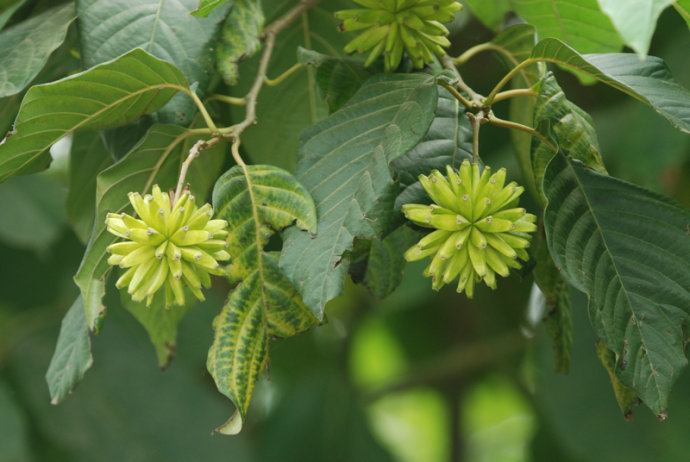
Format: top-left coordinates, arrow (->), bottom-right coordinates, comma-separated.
208,164 -> 318,434
543,153 -> 690,415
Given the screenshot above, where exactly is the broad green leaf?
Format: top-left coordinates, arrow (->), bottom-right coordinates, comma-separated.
532,223 -> 573,374
529,39 -> 690,133
217,0 -> 264,85
281,73 -> 438,318
45,297 -> 94,405
0,174 -> 67,250
74,124 -> 224,332
543,153 -> 690,415
191,0 -> 231,17
675,0 -> 690,27
362,226 -> 420,299
598,0 -> 675,56
596,339 -> 640,418
532,72 -> 607,198
67,132 -> 113,243
463,0 -> 511,30
229,0 -> 352,169
391,87 -> 472,210
208,164 -> 318,434
297,47 -> 376,113
0,3 -> 76,97
0,48 -> 187,182
100,117 -> 155,161
511,0 -> 623,53
121,292 -> 194,369
0,93 -> 20,136
77,0 -> 227,124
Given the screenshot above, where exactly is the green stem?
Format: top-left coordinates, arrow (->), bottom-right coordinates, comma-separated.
455,42 -> 518,68
469,111 -> 484,164
264,62 -> 304,86
438,81 -> 473,110
441,54 -> 482,106
485,58 -> 539,105
178,87 -> 219,133
488,113 -> 556,151
206,94 -> 246,106
492,88 -> 538,104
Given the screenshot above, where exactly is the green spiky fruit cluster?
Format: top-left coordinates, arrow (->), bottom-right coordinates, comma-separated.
105,185 -> 230,307
335,0 -> 462,71
403,160 -> 537,297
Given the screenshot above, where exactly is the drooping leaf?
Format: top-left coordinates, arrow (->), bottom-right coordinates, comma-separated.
297,47 -> 376,113
0,174 -> 67,250
391,87 -> 473,210
463,0 -> 511,30
228,0 -> 352,169
45,297 -> 94,405
597,0 -> 675,56
0,2 -> 76,97
281,73 -> 438,319
543,152 -> 690,416
208,164 -> 318,434
511,0 -> 623,53
77,0 -> 227,124
67,132 -> 113,243
532,223 -> 573,374
529,39 -> 690,133
74,123 -> 225,332
217,0 -> 264,85
361,226 -> 420,300
0,48 -> 187,182
121,292 -> 194,370
532,72 -> 607,197
191,0 -> 231,17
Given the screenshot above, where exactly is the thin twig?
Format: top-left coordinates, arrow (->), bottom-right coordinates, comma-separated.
488,113 -> 556,151
468,111 -> 485,164
438,81 -> 472,110
492,88 -> 538,104
441,54 -> 482,106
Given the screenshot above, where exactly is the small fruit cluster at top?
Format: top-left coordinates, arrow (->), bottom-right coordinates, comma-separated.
105,185 -> 230,307
403,161 -> 537,297
336,0 -> 462,71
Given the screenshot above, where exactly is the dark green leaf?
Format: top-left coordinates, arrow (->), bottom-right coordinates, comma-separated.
74,124 -> 224,332
208,164 -> 318,434
0,174 -> 66,250
121,292 -> 193,370
529,39 -> 690,133
543,153 -> 690,416
532,223 -> 573,374
78,0 -> 227,124
67,132 -> 113,243
391,87 -> 472,210
598,0 -> 675,56
45,297 -> 94,405
100,117 -> 155,161
228,0 -> 351,169
0,0 -> 27,29
0,48 -> 187,182
511,0 -> 623,53
532,72 -> 606,197
297,47 -> 376,113
191,0 -> 231,17
281,73 -> 438,318
0,2 -> 76,97
0,93 -> 20,136
217,0 -> 264,85
362,226 -> 420,300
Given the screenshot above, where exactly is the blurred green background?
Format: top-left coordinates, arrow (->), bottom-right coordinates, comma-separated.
1,4 -> 689,462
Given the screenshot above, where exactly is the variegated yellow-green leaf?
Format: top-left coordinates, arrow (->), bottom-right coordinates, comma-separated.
216,0 -> 264,85
207,164 -> 318,435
